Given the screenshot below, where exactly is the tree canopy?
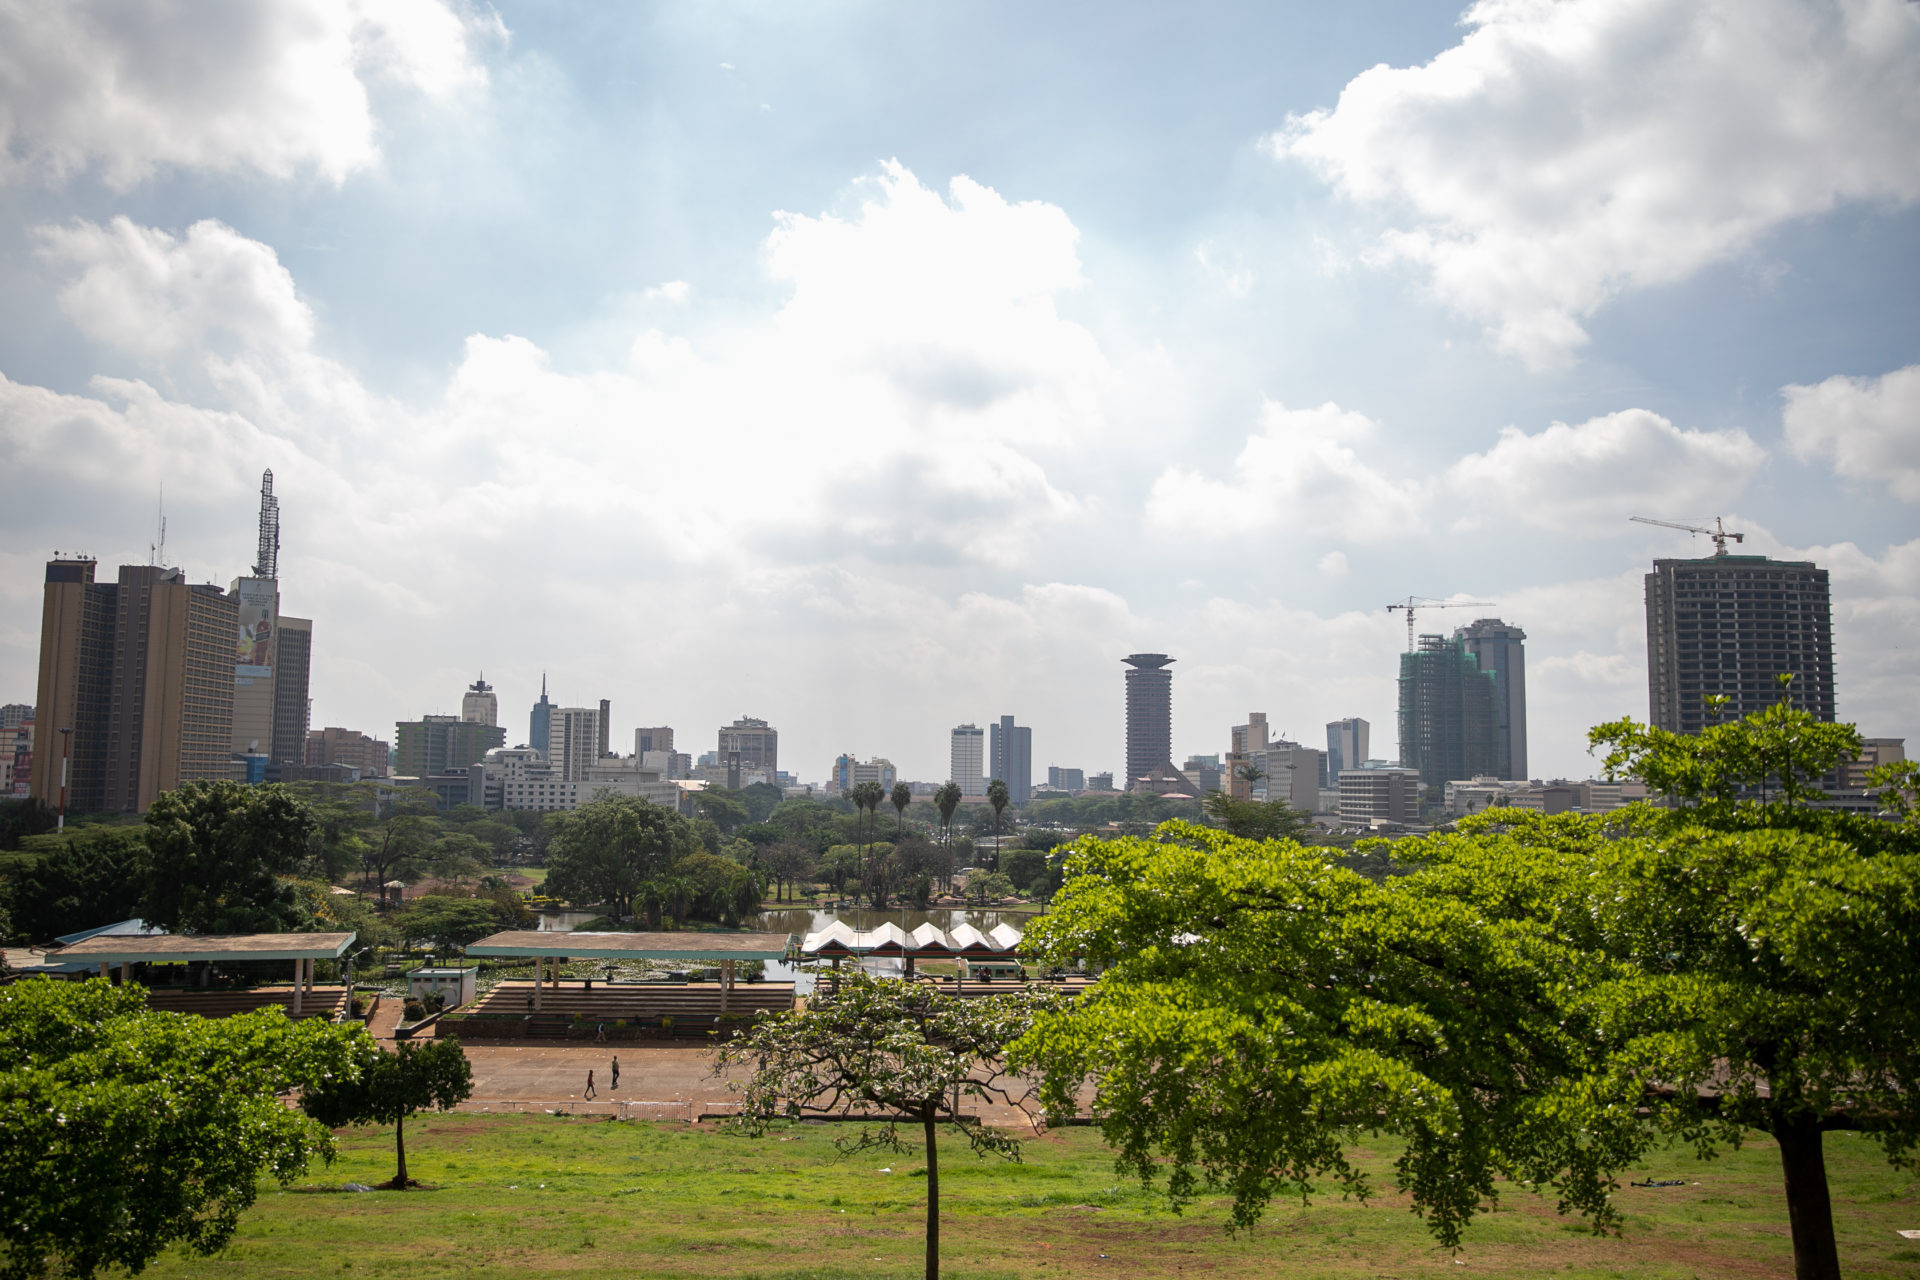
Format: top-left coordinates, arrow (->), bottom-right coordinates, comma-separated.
545,795 -> 700,919
2,827 -> 145,942
138,781 -> 317,934
715,973 -> 1064,1280
0,977 -> 366,1279
300,1037 -> 472,1189
1011,704 -> 1920,1280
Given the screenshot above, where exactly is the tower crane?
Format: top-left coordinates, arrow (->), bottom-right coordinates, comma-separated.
1385,596 -> 1496,653
1629,515 -> 1744,556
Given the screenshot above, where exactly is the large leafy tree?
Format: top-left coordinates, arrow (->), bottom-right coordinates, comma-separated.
1013,703 -> 1919,1280
0,978 -> 366,1279
394,895 -> 504,952
715,974 -> 1064,1280
3,827 -> 145,941
300,1038 -> 473,1189
1201,789 -> 1316,842
545,794 -> 700,919
139,781 -> 317,934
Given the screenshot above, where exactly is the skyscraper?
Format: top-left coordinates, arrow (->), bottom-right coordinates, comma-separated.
1398,635 -> 1495,790
270,616 -> 312,768
950,723 -> 985,797
462,677 -> 497,726
1123,653 -> 1174,789
1325,717 -> 1370,778
718,717 -> 778,775
1645,554 -> 1835,734
989,714 -> 1033,805
529,674 -> 552,755
548,706 -> 602,782
1455,618 -> 1527,780
30,558 -> 116,815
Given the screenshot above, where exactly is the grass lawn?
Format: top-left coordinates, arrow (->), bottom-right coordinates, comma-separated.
139,1115 -> 1920,1279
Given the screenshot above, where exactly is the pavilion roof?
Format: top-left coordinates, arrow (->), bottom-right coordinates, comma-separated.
58,932 -> 357,964
464,930 -> 797,961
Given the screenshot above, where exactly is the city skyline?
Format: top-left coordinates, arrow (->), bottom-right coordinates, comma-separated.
0,3 -> 1915,784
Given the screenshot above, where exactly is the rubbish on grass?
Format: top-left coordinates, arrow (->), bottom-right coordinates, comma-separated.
343,1183 -> 372,1192
1631,1178 -> 1687,1187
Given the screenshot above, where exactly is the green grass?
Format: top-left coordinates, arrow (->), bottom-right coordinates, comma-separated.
135,1116 -> 1920,1279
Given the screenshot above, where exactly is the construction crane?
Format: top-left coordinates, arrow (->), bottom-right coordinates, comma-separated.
1385,596 -> 1496,653
1629,515 -> 1744,557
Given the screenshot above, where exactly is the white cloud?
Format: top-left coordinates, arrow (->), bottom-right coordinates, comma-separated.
1274,0 -> 1920,365
1145,400 -> 1423,540
642,280 -> 692,304
1317,551 -> 1349,578
0,0 -> 496,187
1782,364 -> 1920,501
1444,409 -> 1764,530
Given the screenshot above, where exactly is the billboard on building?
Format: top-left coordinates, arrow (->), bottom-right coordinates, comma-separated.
234,577 -> 277,679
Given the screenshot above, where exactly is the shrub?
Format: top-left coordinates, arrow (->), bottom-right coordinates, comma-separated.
402,999 -> 426,1022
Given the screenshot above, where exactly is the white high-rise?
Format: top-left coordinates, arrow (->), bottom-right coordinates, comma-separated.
950,723 -> 985,797
547,706 -> 601,782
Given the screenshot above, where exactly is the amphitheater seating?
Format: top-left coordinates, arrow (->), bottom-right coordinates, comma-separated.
465,980 -> 795,1023
143,986 -> 349,1021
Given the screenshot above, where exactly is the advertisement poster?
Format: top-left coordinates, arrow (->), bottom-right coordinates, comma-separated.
234,577 -> 277,678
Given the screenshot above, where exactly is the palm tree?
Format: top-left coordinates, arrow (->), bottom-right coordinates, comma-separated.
986,778 -> 1010,871
933,782 -> 962,853
890,781 -> 912,839
850,781 -> 886,905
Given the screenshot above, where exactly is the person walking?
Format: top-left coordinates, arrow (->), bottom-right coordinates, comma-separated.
610,1056 -> 620,1091
584,1068 -> 596,1100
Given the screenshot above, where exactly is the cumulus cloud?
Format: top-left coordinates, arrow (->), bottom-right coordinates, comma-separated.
1444,409 -> 1764,530
1782,364 -> 1920,501
1145,400 -> 1423,540
1274,0 -> 1920,365
0,0 -> 497,187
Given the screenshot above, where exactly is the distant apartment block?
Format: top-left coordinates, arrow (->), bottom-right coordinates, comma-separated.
1046,766 -> 1085,791
950,724 -> 985,797
1254,742 -> 1323,812
832,753 -> 898,793
547,706 -> 601,782
305,726 -> 391,777
395,713 -> 506,779
1086,771 -> 1114,792
1338,767 -> 1420,825
471,745 -> 682,814
2,704 -> 31,799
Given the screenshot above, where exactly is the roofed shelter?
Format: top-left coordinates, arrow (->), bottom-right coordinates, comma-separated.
57,932 -> 356,1017
463,930 -> 796,1013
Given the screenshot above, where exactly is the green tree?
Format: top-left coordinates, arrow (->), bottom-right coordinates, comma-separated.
985,778 -> 1010,869
394,895 -> 502,952
546,795 -> 699,919
361,813 -> 432,895
1,977 -> 366,1279
3,827 -> 145,941
139,781 -> 317,933
1013,704 -> 1920,1280
714,973 -> 1064,1280
1000,846 -> 1050,895
933,782 -> 963,853
765,841 -> 817,902
849,781 -> 888,906
694,789 -> 751,833
1200,789 -> 1316,841
300,1038 -> 473,1189
890,781 -> 913,837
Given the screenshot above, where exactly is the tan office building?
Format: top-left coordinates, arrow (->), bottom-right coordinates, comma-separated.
33,559 -> 238,815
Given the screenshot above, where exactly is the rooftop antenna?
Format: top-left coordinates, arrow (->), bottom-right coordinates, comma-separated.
149,485 -> 167,568
252,469 -> 280,578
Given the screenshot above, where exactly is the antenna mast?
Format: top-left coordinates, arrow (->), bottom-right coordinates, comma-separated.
252,469 -> 280,578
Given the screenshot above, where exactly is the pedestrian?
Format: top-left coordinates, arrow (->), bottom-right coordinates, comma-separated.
611,1056 -> 620,1091
584,1068 -> 596,1100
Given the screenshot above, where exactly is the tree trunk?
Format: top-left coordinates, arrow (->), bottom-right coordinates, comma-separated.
393,1114 -> 409,1190
1775,1113 -> 1840,1280
923,1109 -> 940,1280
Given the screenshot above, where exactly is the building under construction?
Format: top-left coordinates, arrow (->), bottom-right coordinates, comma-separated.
1398,634 -> 1496,791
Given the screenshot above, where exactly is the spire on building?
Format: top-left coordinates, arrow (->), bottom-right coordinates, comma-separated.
252,469 -> 280,579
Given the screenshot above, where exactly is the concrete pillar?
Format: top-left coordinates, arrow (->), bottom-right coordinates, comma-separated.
720,960 -> 733,1013
292,959 -> 304,1016
119,961 -> 130,985
533,956 -> 543,1011
98,962 -> 109,980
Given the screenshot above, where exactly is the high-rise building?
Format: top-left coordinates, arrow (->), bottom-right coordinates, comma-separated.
950,723 -> 985,797
1398,635 -> 1495,790
529,674 -> 553,755
989,714 -> 1033,805
1645,554 -> 1835,734
634,726 -> 674,755
229,575 -> 278,763
30,559 -> 117,815
1325,718 -> 1370,780
1047,765 -> 1085,791
598,699 -> 611,758
3,704 -> 33,800
1455,618 -> 1527,780
270,616 -> 311,768
1339,766 -> 1420,824
1087,771 -> 1115,792
547,706 -> 602,782
1225,712 -> 1270,799
462,676 -> 497,726
718,717 -> 778,776
394,713 -> 506,779
1123,653 -> 1175,790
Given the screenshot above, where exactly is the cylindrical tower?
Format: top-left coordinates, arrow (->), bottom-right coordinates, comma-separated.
1123,653 -> 1174,789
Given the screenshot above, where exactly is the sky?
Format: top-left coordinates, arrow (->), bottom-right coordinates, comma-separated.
1,0 -> 1916,787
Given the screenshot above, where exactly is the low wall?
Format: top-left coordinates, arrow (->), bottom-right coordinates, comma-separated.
436,1013 -> 759,1042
